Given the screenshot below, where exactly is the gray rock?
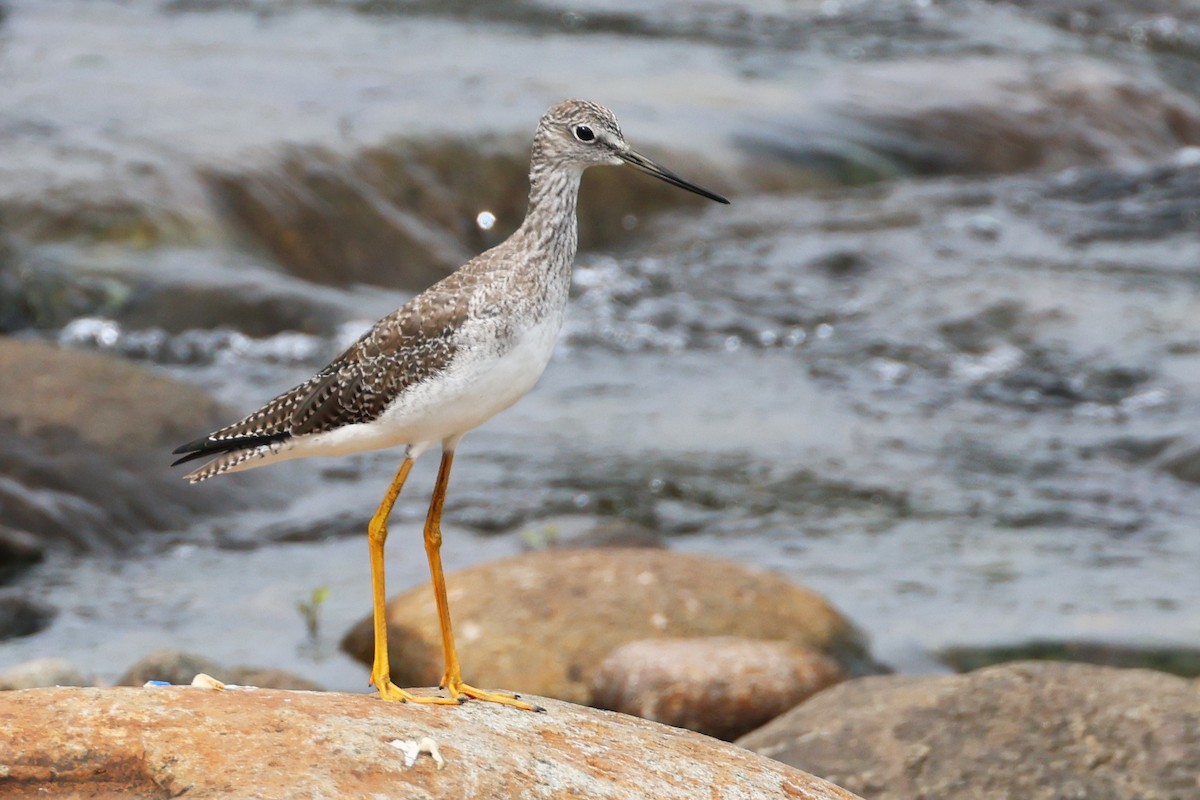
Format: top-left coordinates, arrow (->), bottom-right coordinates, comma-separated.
118,648 -> 324,692
0,658 -> 89,691
738,661 -> 1200,800
117,649 -> 223,687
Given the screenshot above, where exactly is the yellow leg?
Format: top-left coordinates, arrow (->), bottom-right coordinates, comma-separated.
368,456 -> 459,705
424,450 -> 541,711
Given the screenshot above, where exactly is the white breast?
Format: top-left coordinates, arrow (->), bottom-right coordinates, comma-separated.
373,310 -> 564,451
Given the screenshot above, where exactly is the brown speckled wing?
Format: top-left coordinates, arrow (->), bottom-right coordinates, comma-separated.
171,285 -> 472,466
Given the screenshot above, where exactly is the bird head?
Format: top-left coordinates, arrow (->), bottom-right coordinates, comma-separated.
534,99 -> 729,204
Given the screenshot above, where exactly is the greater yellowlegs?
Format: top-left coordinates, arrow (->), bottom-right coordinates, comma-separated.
173,100 -> 729,710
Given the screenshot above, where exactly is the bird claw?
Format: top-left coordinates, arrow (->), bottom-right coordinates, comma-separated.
444,679 -> 541,711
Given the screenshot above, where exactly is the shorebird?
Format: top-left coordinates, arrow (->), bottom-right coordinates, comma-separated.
172,99 -> 729,710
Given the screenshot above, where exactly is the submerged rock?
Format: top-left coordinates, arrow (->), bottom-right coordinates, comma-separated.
0,593 -> 56,641
342,548 -> 873,705
0,525 -> 45,582
937,639 -> 1200,678
0,686 -> 862,799
590,636 -> 846,741
738,661 -> 1200,800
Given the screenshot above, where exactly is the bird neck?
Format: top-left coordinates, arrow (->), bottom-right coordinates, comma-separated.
518,163 -> 583,267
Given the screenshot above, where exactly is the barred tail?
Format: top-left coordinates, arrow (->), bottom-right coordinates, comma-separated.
172,433 -> 291,483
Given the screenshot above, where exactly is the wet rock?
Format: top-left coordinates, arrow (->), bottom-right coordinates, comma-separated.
117,648 -> 322,691
1155,439 -> 1200,485
342,549 -> 873,705
937,640 -> 1200,678
0,524 -> 45,582
821,56 -> 1200,174
0,658 -> 89,691
204,138 -> 721,293
0,338 -> 272,553
590,637 -> 845,741
203,147 -> 472,292
101,248 -> 372,337
0,687 -> 860,800
0,243 -> 129,334
0,592 -> 55,641
738,661 -> 1200,800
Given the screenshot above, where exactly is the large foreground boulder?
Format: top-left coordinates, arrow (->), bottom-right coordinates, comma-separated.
738,661 -> 1200,800
342,548 -> 872,705
0,686 -> 861,799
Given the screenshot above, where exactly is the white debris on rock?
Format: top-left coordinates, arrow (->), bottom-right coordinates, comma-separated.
389,736 -> 446,769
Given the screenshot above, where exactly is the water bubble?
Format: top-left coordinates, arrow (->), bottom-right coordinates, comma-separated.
870,359 -> 909,385
723,335 -> 742,352
783,328 -> 807,347
475,211 -> 496,231
572,493 -> 590,509
968,214 -> 1002,241
60,317 -> 121,349
649,478 -> 664,494
757,330 -> 778,347
621,214 -> 639,231
815,323 -> 834,340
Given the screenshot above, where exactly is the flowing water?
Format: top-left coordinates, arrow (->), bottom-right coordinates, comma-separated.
2,0 -> 1200,689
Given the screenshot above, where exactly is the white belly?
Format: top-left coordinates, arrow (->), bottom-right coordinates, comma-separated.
385,313 -> 563,446
281,311 -> 564,462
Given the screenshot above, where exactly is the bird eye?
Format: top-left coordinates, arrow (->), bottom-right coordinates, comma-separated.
573,125 -> 595,142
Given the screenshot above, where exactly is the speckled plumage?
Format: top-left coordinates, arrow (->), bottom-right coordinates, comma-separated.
173,100 -> 727,482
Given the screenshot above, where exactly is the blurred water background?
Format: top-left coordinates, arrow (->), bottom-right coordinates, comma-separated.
2,0 -> 1200,689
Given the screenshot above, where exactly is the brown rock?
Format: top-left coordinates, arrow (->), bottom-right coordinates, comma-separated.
738,661 -> 1200,800
0,339 -> 271,552
0,338 -> 220,456
590,636 -> 845,741
0,686 -> 862,799
342,548 -> 870,705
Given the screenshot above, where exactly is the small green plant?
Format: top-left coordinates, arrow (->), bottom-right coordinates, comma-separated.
296,586 -> 331,642
519,524 -> 560,550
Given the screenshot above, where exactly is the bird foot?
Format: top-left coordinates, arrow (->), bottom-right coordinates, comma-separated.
442,678 -> 543,711
372,676 -> 463,705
